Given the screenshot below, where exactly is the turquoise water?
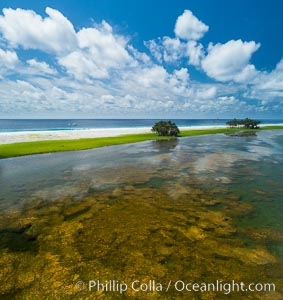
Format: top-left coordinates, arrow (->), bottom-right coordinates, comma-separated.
0,131 -> 282,299
0,118 -> 283,132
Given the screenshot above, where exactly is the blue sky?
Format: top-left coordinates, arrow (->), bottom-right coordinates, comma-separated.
0,0 -> 283,119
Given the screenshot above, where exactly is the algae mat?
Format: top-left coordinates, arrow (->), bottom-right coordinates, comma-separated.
0,131 -> 283,299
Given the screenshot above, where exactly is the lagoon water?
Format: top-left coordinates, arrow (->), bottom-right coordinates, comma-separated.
0,131 -> 283,299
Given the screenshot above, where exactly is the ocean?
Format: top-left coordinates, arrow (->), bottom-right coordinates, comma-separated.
0,118 -> 283,132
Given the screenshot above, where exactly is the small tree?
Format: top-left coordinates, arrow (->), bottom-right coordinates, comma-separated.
226,118 -> 261,129
226,118 -> 239,128
241,118 -> 261,129
151,120 -> 180,136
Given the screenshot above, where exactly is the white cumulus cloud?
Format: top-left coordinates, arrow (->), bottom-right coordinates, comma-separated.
77,24 -> 132,66
58,21 -> 135,81
201,39 -> 260,82
245,58 -> 283,102
0,7 -> 77,54
145,10 -> 206,66
186,41 -> 204,66
162,37 -> 185,63
174,10 -> 208,41
27,59 -> 57,75
0,48 -> 19,68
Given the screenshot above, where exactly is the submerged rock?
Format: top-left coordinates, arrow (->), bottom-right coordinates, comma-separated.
0,183 -> 282,299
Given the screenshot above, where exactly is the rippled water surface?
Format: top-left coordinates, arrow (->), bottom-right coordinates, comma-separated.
0,131 -> 283,299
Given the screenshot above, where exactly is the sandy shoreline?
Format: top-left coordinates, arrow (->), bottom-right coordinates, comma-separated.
0,127 -> 154,145
0,124 -> 282,145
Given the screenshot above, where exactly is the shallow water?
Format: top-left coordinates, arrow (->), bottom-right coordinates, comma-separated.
0,131 -> 283,299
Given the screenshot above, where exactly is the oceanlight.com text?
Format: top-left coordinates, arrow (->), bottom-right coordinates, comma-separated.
75,279 -> 276,295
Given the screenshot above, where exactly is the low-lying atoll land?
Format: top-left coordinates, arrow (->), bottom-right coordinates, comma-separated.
1,124 -> 283,158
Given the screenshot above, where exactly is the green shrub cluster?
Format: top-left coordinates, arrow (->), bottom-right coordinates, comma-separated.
151,121 -> 180,136
226,118 -> 261,129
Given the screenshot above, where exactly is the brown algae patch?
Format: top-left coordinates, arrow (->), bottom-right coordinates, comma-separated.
0,184 -> 282,299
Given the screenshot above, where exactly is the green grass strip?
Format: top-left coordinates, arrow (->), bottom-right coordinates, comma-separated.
0,126 -> 282,159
